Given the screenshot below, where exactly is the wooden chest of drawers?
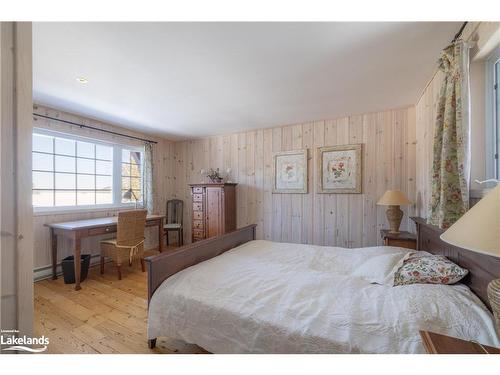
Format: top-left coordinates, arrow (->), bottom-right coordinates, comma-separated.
189,183 -> 237,242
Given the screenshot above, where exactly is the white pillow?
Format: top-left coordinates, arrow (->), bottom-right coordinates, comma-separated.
351,251 -> 413,285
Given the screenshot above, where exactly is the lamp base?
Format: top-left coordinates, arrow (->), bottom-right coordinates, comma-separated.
386,205 -> 403,233
487,279 -> 500,334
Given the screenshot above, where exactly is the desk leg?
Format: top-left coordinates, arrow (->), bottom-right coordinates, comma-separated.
74,238 -> 82,291
158,218 -> 163,253
50,228 -> 58,280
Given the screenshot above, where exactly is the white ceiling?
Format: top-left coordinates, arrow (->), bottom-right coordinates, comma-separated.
33,22 -> 460,140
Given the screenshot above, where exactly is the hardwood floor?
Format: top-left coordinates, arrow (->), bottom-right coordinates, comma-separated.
34,250 -> 208,354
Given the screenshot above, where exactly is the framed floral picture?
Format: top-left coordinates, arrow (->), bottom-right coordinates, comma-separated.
272,149 -> 308,194
317,144 -> 362,194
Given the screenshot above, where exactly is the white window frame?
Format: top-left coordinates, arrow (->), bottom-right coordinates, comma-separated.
485,48 -> 500,183
33,128 -> 144,215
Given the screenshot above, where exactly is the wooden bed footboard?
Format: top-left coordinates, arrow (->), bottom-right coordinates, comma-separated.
145,224 -> 257,305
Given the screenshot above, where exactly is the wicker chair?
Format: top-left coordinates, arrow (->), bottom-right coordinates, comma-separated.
100,210 -> 147,280
164,199 -> 183,247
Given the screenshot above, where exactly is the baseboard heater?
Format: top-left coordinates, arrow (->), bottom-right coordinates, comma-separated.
33,246 -> 159,282
33,254 -> 107,282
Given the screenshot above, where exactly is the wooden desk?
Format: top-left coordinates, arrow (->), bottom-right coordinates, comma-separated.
45,214 -> 165,290
420,330 -> 500,354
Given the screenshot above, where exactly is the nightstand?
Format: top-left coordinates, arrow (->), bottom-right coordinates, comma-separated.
419,330 -> 500,354
380,229 -> 416,250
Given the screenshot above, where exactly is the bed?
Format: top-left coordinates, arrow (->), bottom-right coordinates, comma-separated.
145,220 -> 500,353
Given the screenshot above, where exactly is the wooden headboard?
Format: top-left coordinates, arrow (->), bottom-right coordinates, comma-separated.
411,217 -> 500,310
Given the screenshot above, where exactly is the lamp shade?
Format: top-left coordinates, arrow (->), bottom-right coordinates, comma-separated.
440,184 -> 500,257
123,188 -> 133,200
377,190 -> 411,206
122,188 -> 137,201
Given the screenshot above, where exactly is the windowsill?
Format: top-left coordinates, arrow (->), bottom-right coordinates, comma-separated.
470,188 -> 494,199
33,203 -> 144,217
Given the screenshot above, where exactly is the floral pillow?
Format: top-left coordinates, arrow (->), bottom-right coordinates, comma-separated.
393,253 -> 468,286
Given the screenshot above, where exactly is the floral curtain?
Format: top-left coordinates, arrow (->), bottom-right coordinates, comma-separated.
428,40 -> 471,229
143,142 -> 154,214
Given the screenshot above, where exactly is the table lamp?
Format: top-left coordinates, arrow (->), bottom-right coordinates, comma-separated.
440,184 -> 500,332
123,188 -> 139,209
377,190 -> 411,233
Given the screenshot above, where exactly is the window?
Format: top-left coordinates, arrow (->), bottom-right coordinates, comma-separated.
495,59 -> 500,178
121,149 -> 142,203
486,49 -> 500,181
32,129 -> 143,211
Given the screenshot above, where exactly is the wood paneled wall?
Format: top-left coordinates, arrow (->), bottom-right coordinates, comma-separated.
33,105 -> 419,271
32,105 -> 175,273
173,107 -> 417,247
1,22 -> 34,336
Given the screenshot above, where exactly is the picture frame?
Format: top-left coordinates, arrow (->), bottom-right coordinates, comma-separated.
317,144 -> 362,194
272,149 -> 308,194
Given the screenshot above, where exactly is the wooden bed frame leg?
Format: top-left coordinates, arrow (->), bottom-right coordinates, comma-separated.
148,338 -> 157,349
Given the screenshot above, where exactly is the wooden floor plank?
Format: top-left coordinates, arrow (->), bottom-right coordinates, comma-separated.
34,306 -> 99,354
34,257 -> 206,354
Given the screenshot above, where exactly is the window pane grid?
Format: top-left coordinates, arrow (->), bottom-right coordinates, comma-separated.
32,150 -> 111,162
33,132 -> 143,209
33,189 -> 112,191
32,132 -> 116,208
32,170 -> 111,177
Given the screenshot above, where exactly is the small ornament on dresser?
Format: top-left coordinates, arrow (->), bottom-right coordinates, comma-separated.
201,168 -> 224,183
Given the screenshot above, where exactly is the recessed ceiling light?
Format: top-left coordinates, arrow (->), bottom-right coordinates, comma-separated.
76,77 -> 88,84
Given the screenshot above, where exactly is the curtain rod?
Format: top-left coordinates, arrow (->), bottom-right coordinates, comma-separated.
33,113 -> 158,144
417,21 -> 476,102
451,21 -> 468,43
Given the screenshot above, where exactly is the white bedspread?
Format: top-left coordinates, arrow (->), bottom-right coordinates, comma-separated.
148,240 -> 500,353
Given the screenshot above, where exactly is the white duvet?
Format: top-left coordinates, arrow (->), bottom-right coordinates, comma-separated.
148,240 -> 500,353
